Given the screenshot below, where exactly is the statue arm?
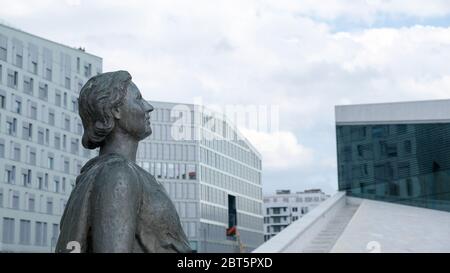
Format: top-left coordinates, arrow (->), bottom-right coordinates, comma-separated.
90,164 -> 140,252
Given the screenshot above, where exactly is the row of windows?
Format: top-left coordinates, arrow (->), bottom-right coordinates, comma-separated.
0,188 -> 67,215
265,225 -> 288,234
200,165 -> 262,200
263,195 -> 325,203
2,217 -> 59,247
162,181 -> 197,201
200,187 -> 261,219
0,139 -> 84,176
0,91 -> 83,135
0,113 -> 92,159
136,161 -> 197,180
1,163 -> 74,194
180,221 -> 197,238
265,206 -> 310,216
149,107 -> 194,124
201,128 -> 261,170
200,203 -> 227,225
237,212 -> 263,231
137,142 -> 197,162
236,196 -> 262,215
0,33 -> 97,84
340,139 -> 413,162
0,69 -> 81,112
146,124 -> 195,142
339,160 -> 415,182
200,147 -> 260,184
337,124 -> 412,143
173,202 -> 198,219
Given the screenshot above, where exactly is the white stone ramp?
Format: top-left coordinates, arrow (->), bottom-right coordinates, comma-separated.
301,204 -> 359,253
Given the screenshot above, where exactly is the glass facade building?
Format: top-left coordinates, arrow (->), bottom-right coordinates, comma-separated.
0,24 -> 102,252
136,101 -> 264,253
336,101 -> 450,213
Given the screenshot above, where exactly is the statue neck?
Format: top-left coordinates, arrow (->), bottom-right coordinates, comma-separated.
99,128 -> 139,162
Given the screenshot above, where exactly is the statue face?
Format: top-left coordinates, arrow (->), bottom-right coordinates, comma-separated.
116,81 -> 154,140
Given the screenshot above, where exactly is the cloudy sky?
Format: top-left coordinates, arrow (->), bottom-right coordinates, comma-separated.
2,0 -> 450,195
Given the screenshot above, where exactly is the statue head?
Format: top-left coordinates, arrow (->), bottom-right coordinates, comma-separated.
78,70 -> 154,149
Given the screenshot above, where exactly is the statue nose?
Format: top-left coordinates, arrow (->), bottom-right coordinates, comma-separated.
145,101 -> 154,113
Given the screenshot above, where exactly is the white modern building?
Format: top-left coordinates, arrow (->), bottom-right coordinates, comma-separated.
254,99 -> 450,253
0,23 -> 102,252
263,189 -> 328,242
136,101 -> 264,253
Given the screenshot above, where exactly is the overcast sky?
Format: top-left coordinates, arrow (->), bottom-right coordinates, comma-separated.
2,0 -> 450,195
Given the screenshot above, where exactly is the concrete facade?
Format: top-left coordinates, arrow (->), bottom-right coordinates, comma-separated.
0,24 -> 102,252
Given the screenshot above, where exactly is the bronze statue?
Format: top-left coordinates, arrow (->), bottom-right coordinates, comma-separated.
55,71 -> 192,253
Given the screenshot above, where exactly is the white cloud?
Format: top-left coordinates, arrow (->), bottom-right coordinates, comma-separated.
240,129 -> 314,170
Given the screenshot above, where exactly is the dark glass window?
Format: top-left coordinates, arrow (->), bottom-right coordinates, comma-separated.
337,123 -> 450,212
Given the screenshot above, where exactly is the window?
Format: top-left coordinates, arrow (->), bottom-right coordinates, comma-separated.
38,129 -> 44,144
0,34 -> 7,61
5,166 -> 15,184
52,224 -> 59,247
64,160 -> 70,174
48,156 -> 54,169
14,99 -> 21,114
65,77 -> 71,89
55,179 -> 60,193
28,44 -> 39,74
292,207 -> 298,212
19,220 -> 31,245
45,129 -> 49,145
404,140 -> 412,154
13,39 -> 23,68
22,122 -> 32,140
63,92 -> 67,108
35,221 -> 48,246
39,83 -> 48,101
187,164 -> 197,180
84,63 -> 92,77
55,92 -> 61,107
0,190 -> 3,207
47,199 -> 53,214
65,116 -> 70,131
14,146 -> 21,161
28,196 -> 35,211
2,218 -> 15,244
54,134 -> 61,149
7,70 -> 18,89
38,176 -> 43,190
48,111 -> 55,126
71,99 -> 78,112
30,103 -> 37,119
23,76 -> 34,94
0,94 -> 5,109
62,177 -> 66,193
31,61 -> 38,74
45,68 -> 52,81
12,192 -> 20,209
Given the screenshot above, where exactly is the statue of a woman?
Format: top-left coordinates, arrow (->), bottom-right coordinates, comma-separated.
55,71 -> 192,253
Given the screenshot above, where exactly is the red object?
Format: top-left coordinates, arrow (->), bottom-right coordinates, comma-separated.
227,226 -> 237,236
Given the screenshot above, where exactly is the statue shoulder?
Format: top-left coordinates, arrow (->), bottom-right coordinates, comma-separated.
92,155 -> 142,192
